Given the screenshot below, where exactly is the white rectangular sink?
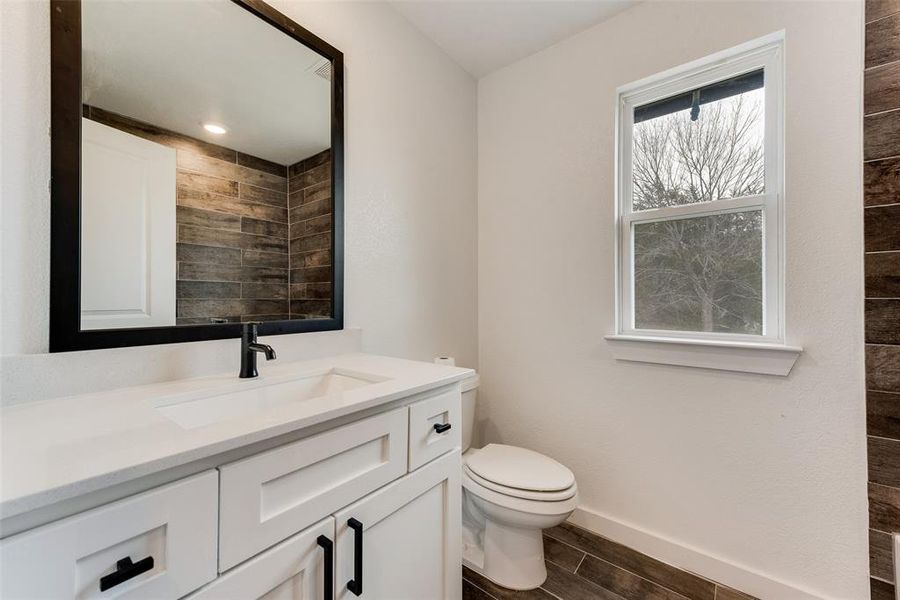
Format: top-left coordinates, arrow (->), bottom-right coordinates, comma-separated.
153,368 -> 387,430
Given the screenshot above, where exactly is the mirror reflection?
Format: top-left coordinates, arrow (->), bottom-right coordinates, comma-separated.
79,0 -> 333,330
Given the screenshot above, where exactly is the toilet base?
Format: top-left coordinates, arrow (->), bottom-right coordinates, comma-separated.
462,489 -> 576,591
470,519 -> 547,590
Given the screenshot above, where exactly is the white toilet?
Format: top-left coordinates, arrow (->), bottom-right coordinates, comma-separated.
459,374 -> 578,591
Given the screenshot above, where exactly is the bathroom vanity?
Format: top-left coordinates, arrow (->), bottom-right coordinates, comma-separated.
0,354 -> 470,599
3,1 -> 471,596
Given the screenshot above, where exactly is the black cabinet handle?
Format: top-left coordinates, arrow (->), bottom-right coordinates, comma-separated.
99,556 -> 154,591
433,422 -> 452,434
346,518 -> 363,596
317,535 -> 333,600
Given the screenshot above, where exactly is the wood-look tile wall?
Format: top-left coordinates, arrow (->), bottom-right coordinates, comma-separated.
287,149 -> 333,319
84,106 -> 333,324
865,2 -> 900,597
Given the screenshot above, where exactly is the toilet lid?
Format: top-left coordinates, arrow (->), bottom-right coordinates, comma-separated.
463,465 -> 577,502
465,444 -> 575,492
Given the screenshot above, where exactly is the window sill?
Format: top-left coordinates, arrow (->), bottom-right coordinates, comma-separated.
604,334 -> 802,376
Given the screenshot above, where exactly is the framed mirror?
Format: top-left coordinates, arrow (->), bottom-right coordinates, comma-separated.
49,0 -> 344,352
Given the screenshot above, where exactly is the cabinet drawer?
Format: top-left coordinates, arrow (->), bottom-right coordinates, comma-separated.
186,517 -> 334,599
408,388 -> 461,471
0,471 -> 218,600
219,407 -> 408,571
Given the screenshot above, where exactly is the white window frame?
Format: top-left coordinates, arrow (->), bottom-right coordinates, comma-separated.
607,33 -> 801,375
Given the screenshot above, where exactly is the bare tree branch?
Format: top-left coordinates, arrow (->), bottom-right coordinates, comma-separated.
631,90 -> 764,333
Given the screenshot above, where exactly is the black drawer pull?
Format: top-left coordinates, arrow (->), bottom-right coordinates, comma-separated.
317,535 -> 333,600
433,422 -> 452,434
347,518 -> 363,596
99,556 -> 154,591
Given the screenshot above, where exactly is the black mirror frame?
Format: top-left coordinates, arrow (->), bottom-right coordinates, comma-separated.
49,0 -> 344,352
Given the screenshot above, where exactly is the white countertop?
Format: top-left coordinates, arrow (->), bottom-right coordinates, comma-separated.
0,353 -> 473,520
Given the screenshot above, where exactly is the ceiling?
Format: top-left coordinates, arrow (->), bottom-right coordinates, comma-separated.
390,1 -> 638,78
82,1 -> 331,166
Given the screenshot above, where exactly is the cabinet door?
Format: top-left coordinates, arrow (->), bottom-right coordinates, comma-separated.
334,451 -> 461,600
186,517 -> 335,600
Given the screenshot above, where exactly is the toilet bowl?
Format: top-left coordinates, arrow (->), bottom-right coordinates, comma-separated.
459,375 -> 578,591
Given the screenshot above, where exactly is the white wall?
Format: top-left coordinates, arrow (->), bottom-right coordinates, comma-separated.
477,2 -> 866,598
0,0 -> 478,403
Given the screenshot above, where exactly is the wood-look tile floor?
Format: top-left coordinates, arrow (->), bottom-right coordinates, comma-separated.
462,523 -> 758,600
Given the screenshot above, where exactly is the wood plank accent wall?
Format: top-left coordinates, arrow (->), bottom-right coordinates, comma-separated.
83,106 -> 333,325
288,149 -> 333,319
865,2 -> 900,598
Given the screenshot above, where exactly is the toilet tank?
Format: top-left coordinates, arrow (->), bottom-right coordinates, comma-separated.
461,373 -> 479,452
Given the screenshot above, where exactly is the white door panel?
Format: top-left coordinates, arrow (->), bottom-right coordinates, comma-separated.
334,451 -> 461,600
80,117 -> 176,329
187,517 -> 334,600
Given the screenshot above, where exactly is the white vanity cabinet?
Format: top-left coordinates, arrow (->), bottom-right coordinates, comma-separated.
211,392 -> 461,600
188,451 -> 460,600
0,378 -> 463,600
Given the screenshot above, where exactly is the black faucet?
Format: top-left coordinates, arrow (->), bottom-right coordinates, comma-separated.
239,322 -> 276,378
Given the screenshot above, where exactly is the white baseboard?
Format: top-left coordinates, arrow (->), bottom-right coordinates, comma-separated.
568,506 -> 828,600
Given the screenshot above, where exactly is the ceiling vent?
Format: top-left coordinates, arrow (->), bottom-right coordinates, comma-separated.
311,59 -> 332,83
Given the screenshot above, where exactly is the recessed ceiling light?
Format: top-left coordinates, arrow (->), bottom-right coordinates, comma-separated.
203,123 -> 227,135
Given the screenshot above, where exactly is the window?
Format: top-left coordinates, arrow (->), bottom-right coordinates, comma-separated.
616,37 -> 784,345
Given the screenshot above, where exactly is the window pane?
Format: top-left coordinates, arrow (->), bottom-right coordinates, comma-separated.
632,75 -> 765,211
633,211 -> 763,335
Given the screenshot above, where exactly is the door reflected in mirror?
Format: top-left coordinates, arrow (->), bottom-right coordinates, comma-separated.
79,0 -> 334,331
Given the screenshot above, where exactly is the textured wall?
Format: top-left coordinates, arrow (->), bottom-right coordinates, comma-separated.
271,0 -> 479,369
477,1 -> 866,598
864,1 -> 900,598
